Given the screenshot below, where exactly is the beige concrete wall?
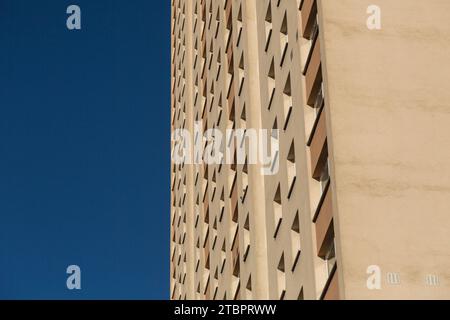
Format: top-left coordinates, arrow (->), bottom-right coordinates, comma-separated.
171,0 -> 318,300
319,0 -> 450,299
170,0 -> 275,300
255,0 -> 319,300
171,0 -> 450,300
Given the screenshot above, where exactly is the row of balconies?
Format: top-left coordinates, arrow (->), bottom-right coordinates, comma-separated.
301,0 -> 339,300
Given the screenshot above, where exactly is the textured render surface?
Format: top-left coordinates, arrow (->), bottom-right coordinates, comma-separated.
319,0 -> 450,299
171,0 -> 321,300
255,0 -> 319,300
170,0 -> 277,300
171,0 -> 450,300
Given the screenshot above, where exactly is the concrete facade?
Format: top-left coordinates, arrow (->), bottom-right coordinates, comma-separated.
319,0 -> 450,299
170,0 -> 450,300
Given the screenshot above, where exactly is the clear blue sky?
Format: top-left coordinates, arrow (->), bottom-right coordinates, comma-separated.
0,0 -> 170,299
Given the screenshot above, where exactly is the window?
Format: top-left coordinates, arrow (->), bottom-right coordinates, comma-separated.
212,217 -> 217,250
231,205 -> 239,248
277,253 -> 286,300
241,160 -> 249,203
290,211 -> 301,271
283,74 -> 293,129
310,13 -> 319,42
287,141 -> 296,197
220,240 -> 227,274
238,54 -> 245,96
243,213 -> 250,261
298,287 -> 304,300
265,2 -> 273,51
267,59 -> 276,110
219,189 -> 225,222
320,159 -> 330,192
279,12 -> 289,67
246,276 -> 252,299
236,6 -> 243,46
325,239 -> 336,276
314,83 -> 325,114
273,184 -> 282,237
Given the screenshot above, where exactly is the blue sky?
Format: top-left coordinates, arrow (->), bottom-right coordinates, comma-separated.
0,0 -> 170,299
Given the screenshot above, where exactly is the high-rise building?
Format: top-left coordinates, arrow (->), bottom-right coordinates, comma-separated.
170,0 -> 450,300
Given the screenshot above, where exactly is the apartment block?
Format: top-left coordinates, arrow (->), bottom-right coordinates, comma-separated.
170,0 -> 450,300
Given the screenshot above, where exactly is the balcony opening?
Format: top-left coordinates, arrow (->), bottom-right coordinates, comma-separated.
287,140 -> 296,197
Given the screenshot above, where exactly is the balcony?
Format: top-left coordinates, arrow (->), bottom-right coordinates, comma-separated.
225,0 -> 232,28
232,233 -> 239,265
305,38 -> 322,107
309,107 -> 327,180
227,46 -> 233,71
204,201 -> 209,223
227,75 -> 235,100
301,0 -> 317,40
313,181 -> 333,258
321,265 -> 339,300
230,175 -> 238,209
